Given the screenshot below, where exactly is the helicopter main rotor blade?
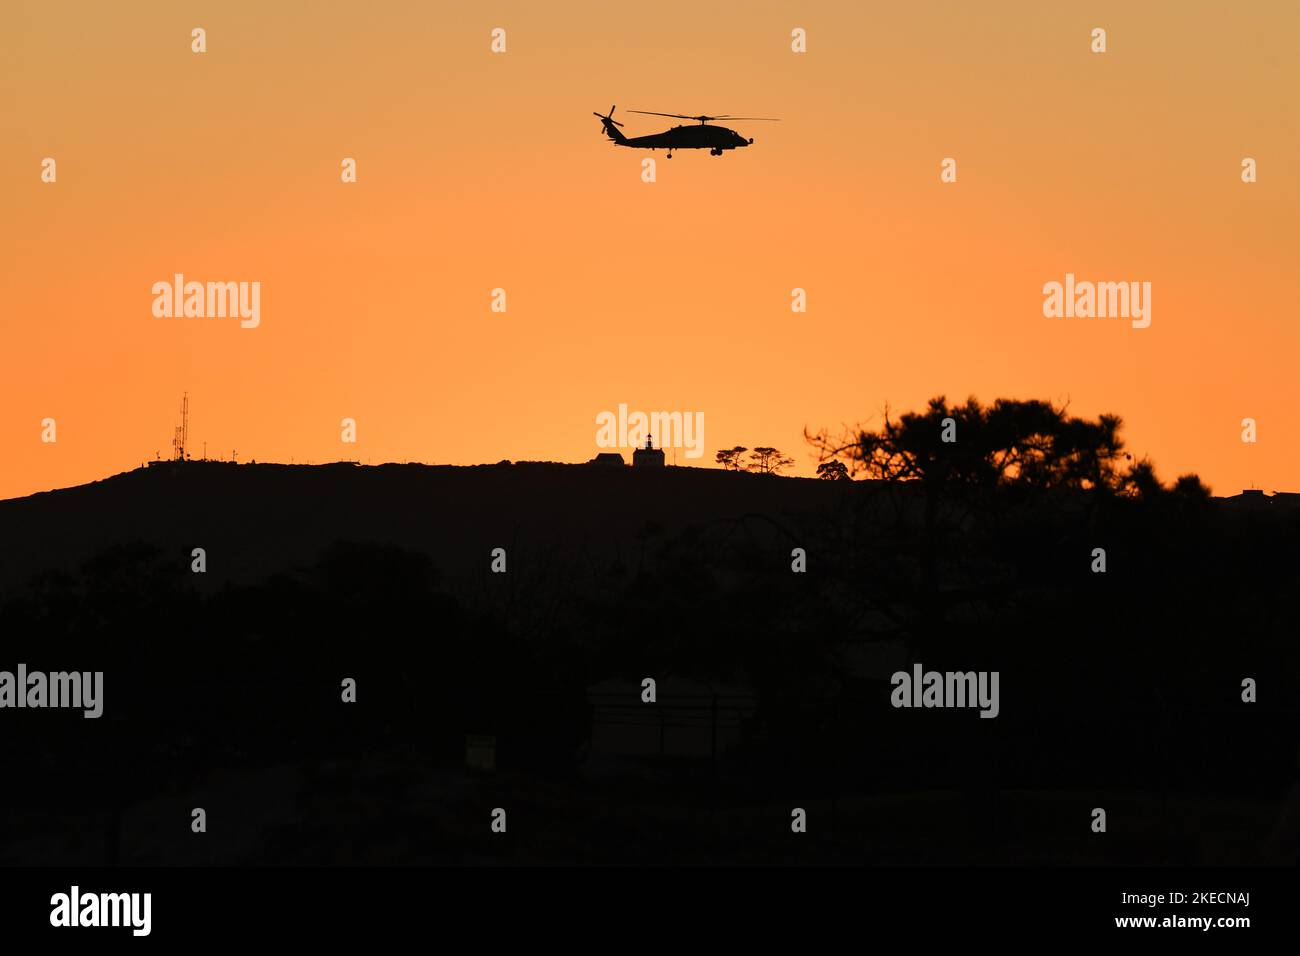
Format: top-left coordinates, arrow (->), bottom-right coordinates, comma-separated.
627,110 -> 698,119
629,110 -> 780,123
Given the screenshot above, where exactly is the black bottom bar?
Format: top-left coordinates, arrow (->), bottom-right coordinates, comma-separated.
1,865 -> 1276,942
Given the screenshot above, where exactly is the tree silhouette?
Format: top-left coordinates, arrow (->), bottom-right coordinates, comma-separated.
806,395 -> 1209,497
816,460 -> 850,481
748,447 -> 795,475
715,446 -> 748,471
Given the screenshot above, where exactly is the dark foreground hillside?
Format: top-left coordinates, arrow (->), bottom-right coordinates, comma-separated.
1,461 -> 1298,865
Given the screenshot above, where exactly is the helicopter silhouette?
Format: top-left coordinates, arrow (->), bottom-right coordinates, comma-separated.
593,106 -> 778,158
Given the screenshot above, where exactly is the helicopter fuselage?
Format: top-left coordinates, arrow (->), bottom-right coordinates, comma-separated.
621,124 -> 752,152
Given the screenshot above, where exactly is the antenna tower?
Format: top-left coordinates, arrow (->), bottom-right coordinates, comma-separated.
172,392 -> 189,461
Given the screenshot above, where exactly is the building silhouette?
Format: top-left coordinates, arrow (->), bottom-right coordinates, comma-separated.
633,435 -> 665,468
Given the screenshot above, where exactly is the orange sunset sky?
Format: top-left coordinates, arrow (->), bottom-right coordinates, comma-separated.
2,1 -> 1297,500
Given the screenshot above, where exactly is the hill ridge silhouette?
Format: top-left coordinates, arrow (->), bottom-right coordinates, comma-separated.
0,460 -> 846,592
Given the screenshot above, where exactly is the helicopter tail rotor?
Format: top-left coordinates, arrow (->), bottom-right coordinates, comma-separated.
593,105 -> 627,144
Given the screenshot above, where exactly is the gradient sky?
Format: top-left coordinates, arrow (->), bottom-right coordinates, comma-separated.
2,0 -> 1297,499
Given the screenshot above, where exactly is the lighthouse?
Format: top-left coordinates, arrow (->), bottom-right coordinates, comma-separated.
632,434 -> 665,468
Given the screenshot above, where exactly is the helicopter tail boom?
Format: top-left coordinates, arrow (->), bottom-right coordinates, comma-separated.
602,120 -> 627,144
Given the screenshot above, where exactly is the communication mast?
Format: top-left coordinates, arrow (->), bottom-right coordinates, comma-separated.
172,392 -> 189,461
